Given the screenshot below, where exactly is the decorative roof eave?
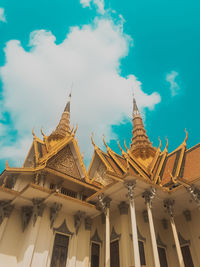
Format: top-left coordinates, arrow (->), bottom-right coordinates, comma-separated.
71,138 -> 90,183
149,138 -> 162,176
153,139 -> 169,184
3,165 -> 46,174
102,136 -> 127,174
165,130 -> 188,185
45,167 -> 100,191
38,135 -> 73,165
89,135 -> 114,174
86,180 -> 118,202
124,141 -> 150,176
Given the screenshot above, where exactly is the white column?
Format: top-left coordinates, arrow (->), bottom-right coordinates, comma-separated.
164,199 -> 185,267
143,189 -> 160,267
118,202 -> 130,266
105,208 -> 110,267
98,194 -> 111,267
125,181 -> 141,267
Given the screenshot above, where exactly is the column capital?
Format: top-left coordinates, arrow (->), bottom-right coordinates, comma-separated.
187,185 -> 200,207
97,193 -> 111,216
163,199 -> 175,217
142,188 -> 156,208
124,180 -> 136,202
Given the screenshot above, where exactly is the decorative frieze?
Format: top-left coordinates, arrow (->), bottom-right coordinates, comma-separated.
163,199 -> 175,217
118,201 -> 129,215
142,188 -> 156,208
0,201 -> 14,225
50,202 -> 62,229
32,198 -> 45,226
124,180 -> 136,202
74,210 -> 85,234
53,219 -> 74,237
85,216 -> 92,230
97,193 -> 111,216
183,209 -> 192,222
21,206 -> 33,232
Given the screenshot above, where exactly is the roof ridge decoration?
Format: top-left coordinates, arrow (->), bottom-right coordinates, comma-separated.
153,137 -> 169,185
102,135 -> 127,174
166,129 -> 188,186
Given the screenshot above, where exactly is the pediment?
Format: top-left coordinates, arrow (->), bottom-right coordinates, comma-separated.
47,145 -> 81,179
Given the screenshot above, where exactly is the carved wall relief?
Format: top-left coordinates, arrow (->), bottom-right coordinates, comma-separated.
47,146 -> 81,178
94,163 -> 112,186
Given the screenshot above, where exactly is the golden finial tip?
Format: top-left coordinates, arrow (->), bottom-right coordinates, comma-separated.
102,135 -> 108,148
184,128 -> 188,143
32,128 -> 36,137
158,137 -> 161,149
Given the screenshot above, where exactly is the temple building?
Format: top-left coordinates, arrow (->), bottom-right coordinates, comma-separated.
0,93 -> 200,267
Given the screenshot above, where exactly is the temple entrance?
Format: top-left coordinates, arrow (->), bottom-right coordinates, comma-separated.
50,233 -> 69,267
181,245 -> 194,267
91,242 -> 100,267
110,240 -> 120,267
158,247 -> 168,267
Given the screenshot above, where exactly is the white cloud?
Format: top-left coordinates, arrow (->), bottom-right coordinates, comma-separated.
0,18 -> 161,167
0,7 -> 6,23
166,70 -> 180,96
80,0 -> 105,14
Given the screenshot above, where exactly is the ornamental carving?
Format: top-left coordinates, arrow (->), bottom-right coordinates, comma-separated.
97,194 -> 111,216
32,198 -> 45,226
0,201 -> 14,225
124,180 -> 136,202
47,146 -> 81,179
74,210 -> 85,234
53,219 -> 74,237
94,163 -> 112,186
118,201 -> 129,215
142,188 -> 156,208
50,202 -> 62,229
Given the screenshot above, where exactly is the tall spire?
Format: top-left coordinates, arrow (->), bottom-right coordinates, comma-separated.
130,97 -> 154,158
48,93 -> 71,141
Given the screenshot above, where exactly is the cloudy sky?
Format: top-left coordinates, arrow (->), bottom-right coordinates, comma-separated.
0,0 -> 199,170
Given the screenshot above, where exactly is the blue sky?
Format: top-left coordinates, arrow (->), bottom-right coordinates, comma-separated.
0,0 -> 199,170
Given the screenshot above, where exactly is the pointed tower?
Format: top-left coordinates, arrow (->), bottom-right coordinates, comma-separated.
130,98 -> 156,159
48,93 -> 71,141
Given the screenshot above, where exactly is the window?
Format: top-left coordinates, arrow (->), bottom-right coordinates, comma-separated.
50,233 -> 69,267
158,247 -> 168,267
139,240 -> 146,265
110,240 -> 120,267
181,245 -> 194,267
91,242 -> 100,267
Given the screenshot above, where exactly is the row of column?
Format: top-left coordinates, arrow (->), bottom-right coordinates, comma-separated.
98,180 -> 187,267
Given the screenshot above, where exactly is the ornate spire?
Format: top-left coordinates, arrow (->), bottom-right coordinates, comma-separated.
48,93 -> 71,141
130,97 -> 154,158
